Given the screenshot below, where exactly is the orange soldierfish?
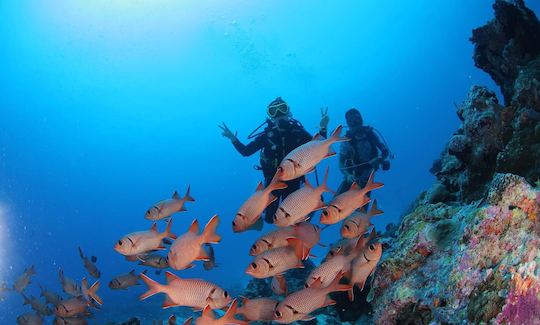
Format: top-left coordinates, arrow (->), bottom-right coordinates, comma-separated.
341,199 -> 383,238
145,186 -> 195,221
236,296 -> 278,322
320,171 -> 383,225
17,313 -> 43,325
167,215 -> 221,270
233,179 -> 287,232
191,299 -> 247,325
140,271 -> 230,310
276,125 -> 348,181
273,168 -> 331,227
245,238 -> 304,279
108,270 -> 146,290
305,230 -> 375,288
249,227 -> 295,256
114,219 -> 177,256
54,296 -> 90,318
349,242 -> 383,300
273,273 -> 351,324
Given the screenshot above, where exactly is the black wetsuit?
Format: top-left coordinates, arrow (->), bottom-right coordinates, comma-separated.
232,118 -> 326,223
337,126 -> 388,194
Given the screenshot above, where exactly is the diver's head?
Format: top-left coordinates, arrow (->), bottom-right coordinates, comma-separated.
267,97 -> 290,119
345,108 -> 363,128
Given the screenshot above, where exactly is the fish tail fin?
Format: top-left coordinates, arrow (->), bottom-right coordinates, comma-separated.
202,215 -> 221,244
363,171 -> 384,193
223,299 -> 248,325
139,273 -> 164,300
267,173 -> 288,192
286,237 -> 305,260
164,219 -> 177,240
27,265 -> 36,276
327,272 -> 352,294
328,125 -> 349,143
183,185 -> 195,203
369,199 -> 384,217
87,280 -> 103,305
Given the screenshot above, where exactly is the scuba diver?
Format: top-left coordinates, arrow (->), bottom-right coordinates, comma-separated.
337,108 -> 392,194
219,97 -> 329,224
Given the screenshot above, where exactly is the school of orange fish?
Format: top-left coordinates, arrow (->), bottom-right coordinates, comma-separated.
11,125 -> 385,325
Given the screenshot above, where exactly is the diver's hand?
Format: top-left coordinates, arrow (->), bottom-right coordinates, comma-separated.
320,107 -> 329,131
218,122 -> 237,142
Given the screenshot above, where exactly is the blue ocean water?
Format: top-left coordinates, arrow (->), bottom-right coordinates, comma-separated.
1,0 -> 539,323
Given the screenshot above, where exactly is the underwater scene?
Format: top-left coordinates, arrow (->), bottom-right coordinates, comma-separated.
1,0 -> 540,324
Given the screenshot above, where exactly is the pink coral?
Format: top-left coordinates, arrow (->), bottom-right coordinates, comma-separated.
496,269 -> 540,325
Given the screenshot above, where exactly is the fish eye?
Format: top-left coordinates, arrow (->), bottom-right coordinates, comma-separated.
275,310 -> 281,317
273,215 -> 277,220
322,210 -> 328,216
251,262 -> 258,269
304,283 -> 308,288
251,244 -> 257,250
117,240 -> 123,246
369,244 -> 375,250
232,221 -> 236,227
344,225 -> 350,230
224,291 -> 228,297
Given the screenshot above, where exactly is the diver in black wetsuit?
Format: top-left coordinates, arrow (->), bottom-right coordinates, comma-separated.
337,108 -> 392,195
219,97 -> 329,223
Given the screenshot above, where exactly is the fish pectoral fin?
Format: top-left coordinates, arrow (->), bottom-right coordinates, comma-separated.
300,314 -> 315,322
196,247 -> 210,261
162,296 -> 180,309
247,217 -> 264,232
322,297 -> 337,308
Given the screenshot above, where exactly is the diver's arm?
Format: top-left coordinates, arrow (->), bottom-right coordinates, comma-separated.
374,131 -> 389,159
232,135 -> 265,157
338,143 -> 355,180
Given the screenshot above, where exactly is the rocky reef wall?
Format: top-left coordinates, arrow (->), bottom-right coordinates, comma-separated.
371,1 -> 540,324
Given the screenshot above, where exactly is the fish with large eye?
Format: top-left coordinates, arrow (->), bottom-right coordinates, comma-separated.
232,180 -> 287,233
274,273 -> 350,323
349,241 -> 383,300
273,167 -> 332,228
246,238 -> 305,279
340,200 -> 383,239
320,172 -> 383,225
114,219 -> 177,256
275,125 -> 348,182
145,186 -> 194,221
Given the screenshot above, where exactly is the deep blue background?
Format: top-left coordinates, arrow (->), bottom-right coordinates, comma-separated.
1,0 -> 539,323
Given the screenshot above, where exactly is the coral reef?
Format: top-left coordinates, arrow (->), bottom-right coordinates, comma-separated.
371,174 -> 540,324
426,0 -> 540,204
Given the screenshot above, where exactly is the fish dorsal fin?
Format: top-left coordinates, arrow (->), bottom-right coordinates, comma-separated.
172,191 -> 180,200
255,181 -> 264,192
150,223 -> 158,233
369,199 -> 384,217
165,271 -> 180,284
350,182 -> 360,190
312,133 -> 324,141
202,304 -> 215,319
188,219 -> 200,234
223,299 -> 240,321
309,277 -> 324,289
